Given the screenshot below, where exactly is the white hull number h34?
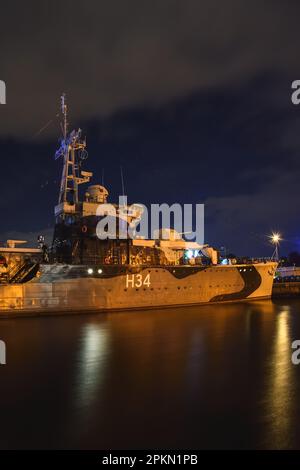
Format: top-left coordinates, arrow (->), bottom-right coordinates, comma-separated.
126,274 -> 151,288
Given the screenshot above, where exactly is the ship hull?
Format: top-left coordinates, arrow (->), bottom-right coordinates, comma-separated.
0,262 -> 277,317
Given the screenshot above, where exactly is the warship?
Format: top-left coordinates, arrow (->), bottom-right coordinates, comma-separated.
0,96 -> 277,317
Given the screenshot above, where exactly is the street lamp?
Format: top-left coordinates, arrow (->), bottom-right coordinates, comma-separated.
269,232 -> 282,261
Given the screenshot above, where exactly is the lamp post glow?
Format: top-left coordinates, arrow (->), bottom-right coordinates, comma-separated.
269,232 -> 281,261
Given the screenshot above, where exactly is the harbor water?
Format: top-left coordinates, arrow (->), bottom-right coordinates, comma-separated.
1,299 -> 300,449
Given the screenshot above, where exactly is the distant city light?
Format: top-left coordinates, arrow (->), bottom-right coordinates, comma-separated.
87,268 -> 93,275
98,269 -> 103,274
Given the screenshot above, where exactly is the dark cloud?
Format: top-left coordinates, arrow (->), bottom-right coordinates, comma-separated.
1,74 -> 300,255
1,1 -> 300,255
205,167 -> 300,256
1,1 -> 300,137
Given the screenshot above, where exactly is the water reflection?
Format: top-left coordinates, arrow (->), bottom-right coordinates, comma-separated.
1,300 -> 300,449
264,306 -> 294,448
72,323 -> 110,423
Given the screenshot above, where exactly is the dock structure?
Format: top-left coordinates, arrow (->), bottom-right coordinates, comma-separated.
272,281 -> 300,298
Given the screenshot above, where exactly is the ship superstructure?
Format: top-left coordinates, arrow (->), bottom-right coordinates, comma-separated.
0,95 -> 277,316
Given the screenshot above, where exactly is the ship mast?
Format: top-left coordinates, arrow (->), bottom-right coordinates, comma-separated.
54,94 -> 93,221
62,93 -> 68,141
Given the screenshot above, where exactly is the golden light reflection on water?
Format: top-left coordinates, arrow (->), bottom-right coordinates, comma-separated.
265,306 -> 294,449
52,301 -> 300,448
1,299 -> 300,450
73,323 -> 110,420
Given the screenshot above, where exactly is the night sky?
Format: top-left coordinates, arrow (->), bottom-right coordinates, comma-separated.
1,0 -> 300,255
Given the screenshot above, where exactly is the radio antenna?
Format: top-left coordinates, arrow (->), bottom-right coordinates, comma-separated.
120,165 -> 125,196
61,93 -> 68,139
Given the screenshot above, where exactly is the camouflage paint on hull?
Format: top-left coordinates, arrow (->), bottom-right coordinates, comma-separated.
0,262 -> 277,317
